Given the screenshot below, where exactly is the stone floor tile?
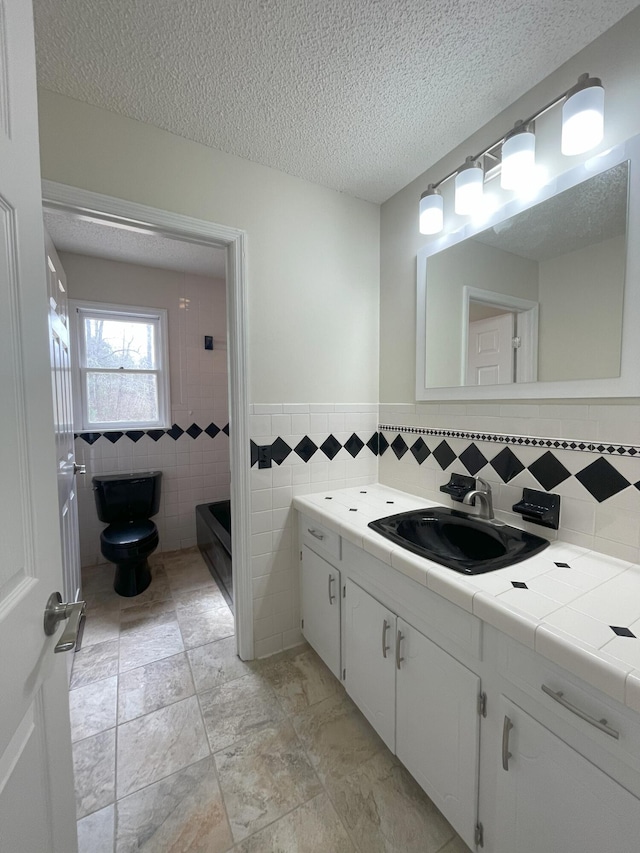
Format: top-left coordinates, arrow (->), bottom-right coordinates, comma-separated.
118,652 -> 195,723
214,720 -> 322,842
115,755 -> 232,853
437,835 -> 473,853
199,673 -> 285,751
258,646 -> 342,714
116,695 -> 209,798
173,585 -> 228,616
119,599 -> 177,635
73,728 -> 116,820
177,606 -> 235,650
69,676 -> 118,742
118,620 -> 184,672
187,636 -> 251,692
81,608 -> 121,647
234,793 -> 355,853
326,750 -> 456,853
71,639 -> 119,689
77,803 -> 115,853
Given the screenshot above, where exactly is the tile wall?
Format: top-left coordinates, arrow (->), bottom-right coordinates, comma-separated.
378,402 -> 640,565
249,403 -> 378,658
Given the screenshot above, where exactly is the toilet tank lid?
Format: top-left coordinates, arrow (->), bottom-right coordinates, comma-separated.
92,471 -> 162,485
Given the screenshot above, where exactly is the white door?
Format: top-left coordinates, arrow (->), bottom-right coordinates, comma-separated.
344,580 -> 396,751
0,1 -> 78,851
495,698 -> 640,853
301,546 -> 341,678
45,231 -> 82,608
466,313 -> 514,385
395,619 -> 480,850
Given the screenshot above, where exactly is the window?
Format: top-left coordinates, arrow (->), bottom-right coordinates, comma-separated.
71,301 -> 170,431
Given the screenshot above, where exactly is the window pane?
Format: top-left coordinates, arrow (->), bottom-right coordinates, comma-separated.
84,317 -> 157,369
87,372 -> 159,424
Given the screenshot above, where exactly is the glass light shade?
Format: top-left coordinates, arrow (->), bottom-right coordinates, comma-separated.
454,162 -> 483,215
419,189 -> 443,234
501,128 -> 536,190
561,81 -> 604,155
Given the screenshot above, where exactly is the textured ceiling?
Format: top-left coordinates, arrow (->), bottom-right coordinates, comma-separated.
33,0 -> 639,203
44,211 -> 226,278
475,162 -> 628,261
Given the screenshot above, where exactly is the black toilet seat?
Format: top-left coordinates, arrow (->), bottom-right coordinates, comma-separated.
101,520 -> 159,563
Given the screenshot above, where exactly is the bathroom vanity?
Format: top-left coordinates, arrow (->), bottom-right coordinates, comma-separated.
294,485 -> 640,852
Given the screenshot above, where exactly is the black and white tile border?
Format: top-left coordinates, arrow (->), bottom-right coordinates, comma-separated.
250,432 -> 379,467
75,422 -> 230,444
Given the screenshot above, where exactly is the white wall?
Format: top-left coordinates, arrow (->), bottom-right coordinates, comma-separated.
61,251 -> 230,565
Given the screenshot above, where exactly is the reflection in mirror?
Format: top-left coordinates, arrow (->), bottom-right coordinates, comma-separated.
424,162 -> 628,388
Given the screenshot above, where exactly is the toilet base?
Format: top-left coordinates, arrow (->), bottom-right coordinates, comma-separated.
114,559 -> 152,597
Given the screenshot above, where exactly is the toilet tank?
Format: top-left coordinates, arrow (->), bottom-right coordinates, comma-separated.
92,471 -> 162,523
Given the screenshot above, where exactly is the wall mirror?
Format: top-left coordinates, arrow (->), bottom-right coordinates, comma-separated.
416,133 -> 640,400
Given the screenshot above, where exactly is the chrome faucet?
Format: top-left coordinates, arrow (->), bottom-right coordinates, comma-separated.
462,477 -> 494,521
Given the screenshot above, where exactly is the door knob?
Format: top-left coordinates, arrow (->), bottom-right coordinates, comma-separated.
73,463 -> 86,475
44,592 -> 86,653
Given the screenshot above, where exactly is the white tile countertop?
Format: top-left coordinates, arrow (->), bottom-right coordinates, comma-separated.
293,484 -> 640,714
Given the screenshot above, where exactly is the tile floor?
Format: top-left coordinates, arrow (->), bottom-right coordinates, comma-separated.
71,546 -> 470,853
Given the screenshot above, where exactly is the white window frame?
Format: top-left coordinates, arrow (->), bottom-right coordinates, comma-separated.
70,299 -> 171,431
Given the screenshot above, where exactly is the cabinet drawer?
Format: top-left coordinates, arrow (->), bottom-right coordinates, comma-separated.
300,516 -> 341,562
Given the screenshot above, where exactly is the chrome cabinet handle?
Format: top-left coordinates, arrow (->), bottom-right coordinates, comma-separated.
381,619 -> 390,658
328,575 -> 336,604
396,629 -> 404,670
44,592 -> 86,653
502,715 -> 513,771
541,684 -> 619,740
308,528 -> 325,541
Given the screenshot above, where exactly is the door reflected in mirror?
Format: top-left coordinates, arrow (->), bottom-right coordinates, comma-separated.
424,161 -> 629,389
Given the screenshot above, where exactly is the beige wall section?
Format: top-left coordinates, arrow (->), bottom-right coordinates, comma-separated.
38,91 -> 380,404
537,235 -> 625,382
380,6 -> 640,404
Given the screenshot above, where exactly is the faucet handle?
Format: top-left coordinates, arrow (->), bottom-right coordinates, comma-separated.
475,477 -> 491,493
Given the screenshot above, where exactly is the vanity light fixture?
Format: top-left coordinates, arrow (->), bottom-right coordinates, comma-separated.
418,72 -> 605,235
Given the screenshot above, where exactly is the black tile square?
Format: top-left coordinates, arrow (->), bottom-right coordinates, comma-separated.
511,581 -> 528,589
271,437 -> 292,465
320,434 -> 342,460
459,443 -> 488,476
186,423 -> 203,439
366,432 -> 379,455
250,440 -> 260,467
344,433 -> 365,458
378,433 -> 389,456
125,430 -> 145,442
79,432 -> 102,445
147,429 -> 165,441
205,422 -> 220,438
167,424 -> 184,440
555,562 -> 570,568
433,440 -> 456,470
295,435 -> 318,463
528,452 -> 571,491
410,437 -> 430,465
575,457 -> 630,503
103,431 -> 123,444
611,626 -> 636,638
490,447 -> 525,483
222,423 -> 230,436
391,434 -> 408,459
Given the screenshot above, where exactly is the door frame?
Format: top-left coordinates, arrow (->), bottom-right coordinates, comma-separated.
41,180 -> 254,661
461,285 -> 539,385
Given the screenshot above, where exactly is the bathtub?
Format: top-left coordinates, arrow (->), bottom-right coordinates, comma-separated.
196,500 -> 233,606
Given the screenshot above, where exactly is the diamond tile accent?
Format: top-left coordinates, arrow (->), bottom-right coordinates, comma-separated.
320,434 -> 342,460
271,437 -> 292,465
344,433 -> 365,458
528,452 -> 571,491
611,626 -> 636,638
490,447 -> 525,483
366,432 -> 379,455
555,562 -> 570,568
222,423 -> 230,436
103,431 -> 123,444
79,432 -> 101,445
378,433 -> 390,456
205,422 -> 220,438
147,429 -> 165,441
459,443 -> 488,477
511,581 -> 528,589
125,430 -> 145,442
410,437 -> 430,465
167,424 -> 185,440
433,440 -> 456,470
295,436 -> 318,463
575,457 -> 630,503
186,423 -> 202,439
250,440 -> 259,467
391,434 -> 408,460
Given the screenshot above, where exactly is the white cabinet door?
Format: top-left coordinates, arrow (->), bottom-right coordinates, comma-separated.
344,580 -> 396,751
495,697 -> 640,853
396,619 -> 480,850
301,545 -> 341,679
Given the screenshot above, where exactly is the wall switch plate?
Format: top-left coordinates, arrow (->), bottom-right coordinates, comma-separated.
258,445 -> 272,469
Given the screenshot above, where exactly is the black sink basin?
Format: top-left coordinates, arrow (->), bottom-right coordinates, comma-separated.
368,506 -> 548,574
